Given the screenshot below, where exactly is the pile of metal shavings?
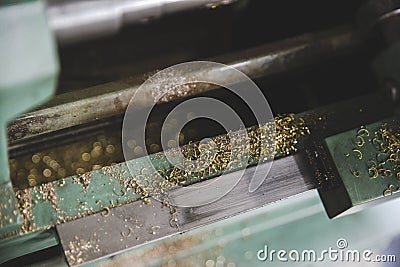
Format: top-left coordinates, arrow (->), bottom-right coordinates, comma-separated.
10,114 -> 309,236
34,183 -> 61,213
370,124 -> 400,196
120,114 -> 310,214
162,114 -> 308,185
64,236 -> 101,266
14,168 -> 140,234
349,123 -> 400,196
147,70 -> 213,104
15,188 -> 34,232
274,114 -> 310,155
72,171 -> 93,192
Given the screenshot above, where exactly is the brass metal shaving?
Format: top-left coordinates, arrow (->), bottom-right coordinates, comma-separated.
160,114 -> 309,186
15,189 -> 34,232
350,123 -> 400,196
64,237 -> 100,265
114,114 -> 310,218
370,125 -> 400,181
35,183 -> 60,213
10,114 -> 309,191
11,114 -> 309,235
73,172 -> 93,192
274,114 -> 310,155
148,74 -> 212,104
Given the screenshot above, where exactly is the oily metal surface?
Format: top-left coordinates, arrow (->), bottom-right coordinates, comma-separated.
56,155 -> 315,266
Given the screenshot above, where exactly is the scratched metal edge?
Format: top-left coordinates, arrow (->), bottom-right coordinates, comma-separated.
56,154 -> 316,266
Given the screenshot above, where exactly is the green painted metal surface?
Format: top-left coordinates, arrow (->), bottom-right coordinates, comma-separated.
0,0 -> 59,184
325,119 -> 400,207
0,0 -> 59,262
0,229 -> 59,264
0,183 -> 20,237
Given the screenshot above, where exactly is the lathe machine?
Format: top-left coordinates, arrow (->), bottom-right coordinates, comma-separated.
2,0 -> 400,266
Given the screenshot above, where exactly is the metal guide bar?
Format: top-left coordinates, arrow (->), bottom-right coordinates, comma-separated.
56,155 -> 315,266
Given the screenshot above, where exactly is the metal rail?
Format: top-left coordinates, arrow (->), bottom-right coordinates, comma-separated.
56,155 -> 315,266
8,26 -> 360,145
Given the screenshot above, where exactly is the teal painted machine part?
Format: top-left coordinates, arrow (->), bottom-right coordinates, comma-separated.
326,119 -> 400,207
0,0 -> 59,185
0,229 -> 59,264
0,0 -> 59,254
